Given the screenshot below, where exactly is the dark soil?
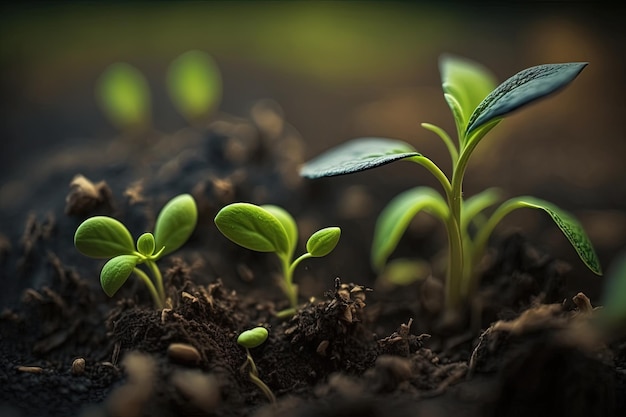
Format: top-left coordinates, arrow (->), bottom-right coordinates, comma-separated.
1,106 -> 624,417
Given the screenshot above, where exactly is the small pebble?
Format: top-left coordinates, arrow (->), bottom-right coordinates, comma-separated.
16,366 -> 43,374
72,358 -> 86,376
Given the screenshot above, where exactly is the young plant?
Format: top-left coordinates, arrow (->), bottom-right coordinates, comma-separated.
74,194 -> 197,308
214,202 -> 341,316
300,54 -> 602,313
237,327 -> 276,404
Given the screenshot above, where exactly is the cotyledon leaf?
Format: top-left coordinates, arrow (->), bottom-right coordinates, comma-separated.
504,196 -> 602,275
466,62 -> 587,136
300,138 -> 420,178
261,205 -> 298,259
100,254 -> 138,297
74,216 -> 135,258
154,194 -> 198,257
214,203 -> 290,255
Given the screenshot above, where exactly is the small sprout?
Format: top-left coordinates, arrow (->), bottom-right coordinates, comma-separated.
301,54 -> 601,313
74,194 -> 198,308
95,62 -> 151,132
214,203 -> 341,316
237,327 -> 275,404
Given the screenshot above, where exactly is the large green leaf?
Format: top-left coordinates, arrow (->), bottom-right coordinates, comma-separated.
214,203 -> 290,255
466,62 -> 587,135
167,50 -> 222,121
371,187 -> 449,271
261,205 -> 298,259
461,188 -> 502,231
505,196 -> 602,275
100,255 -> 138,297
306,227 -> 341,257
74,216 -> 135,258
300,138 -> 419,178
154,194 -> 198,257
439,54 -> 497,136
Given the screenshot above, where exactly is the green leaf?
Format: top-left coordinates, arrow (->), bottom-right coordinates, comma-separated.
214,203 -> 290,255
237,327 -> 269,349
300,138 -> 420,178
261,205 -> 298,259
439,54 -> 497,135
507,196 -> 602,275
306,227 -> 341,257
167,50 -> 222,122
74,216 -> 135,258
371,187 -> 449,271
154,194 -> 198,257
100,255 -> 138,297
466,62 -> 587,135
95,62 -> 151,131
462,188 -> 502,231
136,232 -> 156,256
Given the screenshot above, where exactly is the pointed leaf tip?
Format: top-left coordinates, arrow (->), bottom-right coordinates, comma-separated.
466,62 -> 587,135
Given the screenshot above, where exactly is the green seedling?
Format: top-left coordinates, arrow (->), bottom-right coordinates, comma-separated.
237,327 -> 276,404
214,202 -> 341,316
74,194 -> 197,308
96,62 -> 152,132
167,50 -> 222,123
300,54 -> 602,313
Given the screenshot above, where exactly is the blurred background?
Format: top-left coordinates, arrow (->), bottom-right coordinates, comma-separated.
1,1 -> 624,301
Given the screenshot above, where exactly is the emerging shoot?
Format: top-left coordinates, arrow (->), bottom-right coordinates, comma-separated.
214,203 -> 341,317
74,194 -> 197,308
237,327 -> 276,404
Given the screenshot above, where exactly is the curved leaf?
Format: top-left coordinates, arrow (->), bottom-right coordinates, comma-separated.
261,205 -> 298,259
74,216 -> 135,258
300,138 -> 419,178
154,194 -> 198,257
440,54 -> 497,135
96,62 -> 151,131
214,203 -> 290,255
466,62 -> 587,135
100,255 -> 138,297
167,50 -> 222,121
237,327 -> 269,349
461,188 -> 502,231
507,196 -> 602,275
306,227 -> 341,257
371,187 -> 449,271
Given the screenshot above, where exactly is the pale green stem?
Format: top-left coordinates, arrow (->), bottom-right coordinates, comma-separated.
408,155 -> 452,200
421,123 -> 458,169
145,260 -> 165,303
245,348 -> 276,404
132,267 -> 164,309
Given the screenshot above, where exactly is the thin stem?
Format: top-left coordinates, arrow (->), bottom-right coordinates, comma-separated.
421,123 -> 458,169
145,260 -> 165,302
245,348 -> 276,404
279,254 -> 298,309
132,267 -> 164,309
408,155 -> 452,200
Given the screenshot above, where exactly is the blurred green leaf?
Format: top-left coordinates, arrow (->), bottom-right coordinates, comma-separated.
96,62 -> 151,131
439,54 -> 497,138
371,187 -> 449,271
167,50 -> 222,122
